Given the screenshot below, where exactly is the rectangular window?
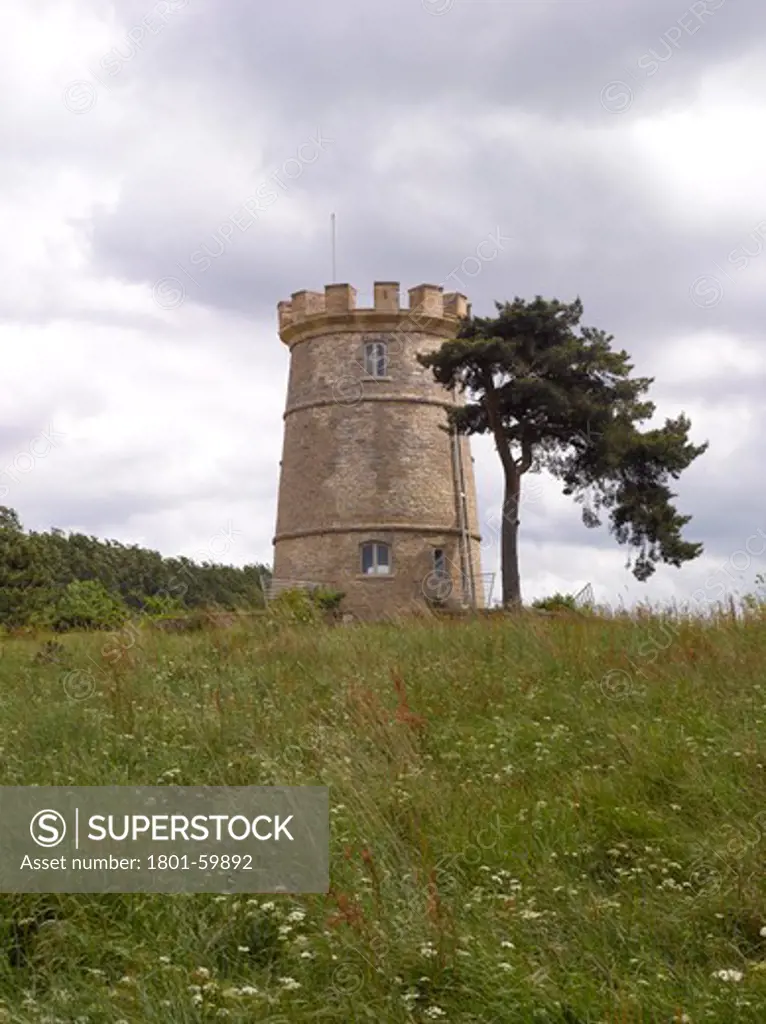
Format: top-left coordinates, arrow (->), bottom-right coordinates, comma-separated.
364,341 -> 387,378
361,541 -> 391,575
433,548 -> 447,576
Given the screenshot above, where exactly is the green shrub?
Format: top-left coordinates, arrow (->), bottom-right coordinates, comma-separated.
268,588 -> 320,625
268,586 -> 346,625
48,580 -> 129,632
140,593 -> 187,618
531,591 -> 579,613
312,587 -> 345,614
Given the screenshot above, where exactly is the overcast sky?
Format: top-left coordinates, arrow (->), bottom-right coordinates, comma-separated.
2,0 -> 765,610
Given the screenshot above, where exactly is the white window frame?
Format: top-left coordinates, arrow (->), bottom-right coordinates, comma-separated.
361,541 -> 391,575
363,341 -> 388,378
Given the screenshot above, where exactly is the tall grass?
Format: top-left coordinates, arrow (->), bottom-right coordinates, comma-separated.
1,605 -> 766,1022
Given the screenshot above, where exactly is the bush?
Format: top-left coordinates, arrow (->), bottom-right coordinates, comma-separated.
268,588 -> 319,625
47,580 -> 129,632
531,592 -> 579,613
312,588 -> 345,614
140,593 -> 187,618
267,587 -> 346,625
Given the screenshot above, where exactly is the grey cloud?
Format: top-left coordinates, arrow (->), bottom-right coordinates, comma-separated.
81,0 -> 766,340
139,0 -> 764,125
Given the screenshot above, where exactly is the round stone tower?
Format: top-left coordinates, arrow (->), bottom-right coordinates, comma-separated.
271,281 -> 483,620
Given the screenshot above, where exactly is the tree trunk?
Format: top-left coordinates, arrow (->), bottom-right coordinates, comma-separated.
501,465 -> 522,610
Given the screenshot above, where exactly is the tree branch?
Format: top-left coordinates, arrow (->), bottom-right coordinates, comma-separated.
517,438 -> 533,474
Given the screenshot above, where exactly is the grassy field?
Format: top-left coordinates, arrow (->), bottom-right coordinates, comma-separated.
1,605 -> 766,1022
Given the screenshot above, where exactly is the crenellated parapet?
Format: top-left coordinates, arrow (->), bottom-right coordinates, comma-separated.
277,282 -> 470,344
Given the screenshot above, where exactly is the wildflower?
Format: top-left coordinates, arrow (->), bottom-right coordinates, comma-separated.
498,962 -> 513,972
424,1008 -> 446,1018
712,969 -> 743,982
500,940 -> 515,948
287,910 -> 306,923
760,926 -> 766,937
279,977 -> 301,991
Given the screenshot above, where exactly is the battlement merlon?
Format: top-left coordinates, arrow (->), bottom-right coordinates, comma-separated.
277,282 -> 471,343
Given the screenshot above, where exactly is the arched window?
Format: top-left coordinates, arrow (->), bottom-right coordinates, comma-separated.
361,541 -> 391,575
363,341 -> 387,378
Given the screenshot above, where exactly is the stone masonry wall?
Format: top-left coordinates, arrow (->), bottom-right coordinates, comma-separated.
273,285 -> 484,618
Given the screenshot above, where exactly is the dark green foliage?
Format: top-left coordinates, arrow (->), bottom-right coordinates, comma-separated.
532,592 -> 579,612
47,580 -> 129,632
312,587 -> 346,613
268,588 -> 321,624
0,506 -> 271,630
0,508 -> 52,627
418,297 -> 708,606
204,908 -> 284,974
268,586 -> 346,624
140,593 -> 187,618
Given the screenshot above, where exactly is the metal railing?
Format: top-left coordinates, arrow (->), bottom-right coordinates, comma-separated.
478,572 -> 496,607
573,582 -> 594,608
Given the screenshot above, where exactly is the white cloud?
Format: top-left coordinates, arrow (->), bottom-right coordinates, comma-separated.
630,69 -> 766,229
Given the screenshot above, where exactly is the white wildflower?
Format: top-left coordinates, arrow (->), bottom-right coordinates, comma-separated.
712,968 -> 743,982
